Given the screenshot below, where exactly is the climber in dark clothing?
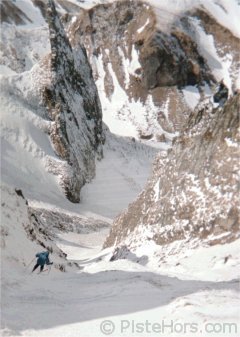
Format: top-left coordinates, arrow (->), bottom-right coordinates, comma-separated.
32,251 -> 53,273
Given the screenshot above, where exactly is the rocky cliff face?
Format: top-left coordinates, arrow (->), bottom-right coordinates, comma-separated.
1,0 -> 105,203
1,0 -> 239,242
67,0 -> 214,139
62,0 -> 239,143
42,0 -> 104,202
104,93 -> 240,253
2,0 -> 238,143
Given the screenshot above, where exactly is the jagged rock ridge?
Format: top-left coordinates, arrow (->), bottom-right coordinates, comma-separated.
0,0 -> 105,203
63,0 -> 239,143
42,0 -> 104,202
1,0 -> 238,144
65,0 -> 219,141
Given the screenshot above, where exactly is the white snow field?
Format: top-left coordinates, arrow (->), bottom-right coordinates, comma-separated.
0,54 -> 158,221
1,1 -> 240,337
1,186 -> 239,337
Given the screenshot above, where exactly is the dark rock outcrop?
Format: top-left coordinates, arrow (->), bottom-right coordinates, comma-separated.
65,0 -> 215,138
104,94 -> 240,249
214,80 -> 229,105
69,0 -> 213,90
139,28 -> 212,90
29,206 -> 109,237
191,8 -> 240,92
42,0 -> 104,202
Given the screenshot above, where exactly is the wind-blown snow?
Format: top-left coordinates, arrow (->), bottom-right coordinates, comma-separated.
1,71 -> 157,220
0,22 -> 50,74
0,2 -> 160,221
0,72 -> 63,204
80,132 -> 158,218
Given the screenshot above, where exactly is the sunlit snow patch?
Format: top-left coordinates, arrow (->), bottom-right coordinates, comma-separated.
182,86 -> 201,110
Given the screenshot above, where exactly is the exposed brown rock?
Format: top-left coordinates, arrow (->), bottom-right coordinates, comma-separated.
139,27 -> 213,89
104,94 -> 240,249
187,8 -> 240,92
65,0 -> 215,139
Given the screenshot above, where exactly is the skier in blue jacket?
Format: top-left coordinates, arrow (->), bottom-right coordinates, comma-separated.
32,251 -> 53,273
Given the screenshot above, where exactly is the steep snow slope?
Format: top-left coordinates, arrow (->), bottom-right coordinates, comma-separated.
105,93 -> 240,255
0,1 -> 165,234
1,1 -> 240,336
0,184 -> 75,279
0,61 -> 158,218
0,67 -> 158,220
0,0 -> 160,212
0,69 -> 63,204
1,0 -> 104,204
80,131 -> 160,218
1,220 -> 239,337
1,182 -> 240,337
1,0 -> 239,256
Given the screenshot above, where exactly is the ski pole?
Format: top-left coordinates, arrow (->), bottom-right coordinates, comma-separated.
25,257 -> 35,269
48,265 -> 52,275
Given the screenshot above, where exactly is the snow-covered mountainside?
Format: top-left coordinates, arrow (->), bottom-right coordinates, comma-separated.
1,0 -> 240,336
1,183 -> 240,337
105,93 -> 240,253
1,184 -> 78,277
42,0 -> 104,202
67,0 -> 205,140
3,0 -> 238,143
1,0 -> 104,203
0,0 -> 160,279
65,0 -> 240,141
